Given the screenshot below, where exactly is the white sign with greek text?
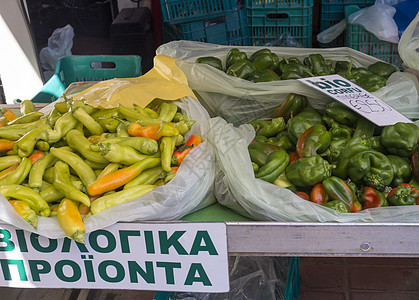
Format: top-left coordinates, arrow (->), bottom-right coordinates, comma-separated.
0,222 -> 229,292
298,75 -> 412,126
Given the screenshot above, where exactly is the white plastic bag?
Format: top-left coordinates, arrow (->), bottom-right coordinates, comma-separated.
348,4 -> 399,43
209,116 -> 419,223
0,97 -> 216,239
157,41 -> 419,125
317,19 -> 347,44
398,12 -> 419,71
39,24 -> 74,73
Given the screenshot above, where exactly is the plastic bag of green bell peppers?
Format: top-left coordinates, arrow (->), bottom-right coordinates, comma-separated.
157,41 -> 419,125
209,116 -> 419,223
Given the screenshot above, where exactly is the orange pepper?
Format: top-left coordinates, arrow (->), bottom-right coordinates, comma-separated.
0,164 -> 19,180
57,198 -> 86,243
172,134 -> 202,166
310,183 -> 330,205
127,123 -> 179,140
87,157 -> 160,196
28,151 -> 45,164
0,139 -> 15,152
1,109 -> 18,122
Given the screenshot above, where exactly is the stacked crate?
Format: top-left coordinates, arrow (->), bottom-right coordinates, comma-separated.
319,0 -> 374,47
345,5 -> 403,68
160,0 -> 250,46
246,0 -> 313,47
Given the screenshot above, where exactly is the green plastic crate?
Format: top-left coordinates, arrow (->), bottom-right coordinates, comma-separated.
246,0 -> 313,47
319,0 -> 374,47
31,55 -> 142,103
154,257 -> 301,300
163,9 -> 250,46
345,5 -> 402,67
160,0 -> 238,24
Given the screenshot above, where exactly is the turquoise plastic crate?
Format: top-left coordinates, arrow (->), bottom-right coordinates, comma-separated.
160,0 -> 239,24
31,55 -> 142,103
246,0 -> 311,8
319,0 -> 374,47
154,257 -> 301,300
246,0 -> 313,47
345,5 -> 403,67
166,9 -> 250,46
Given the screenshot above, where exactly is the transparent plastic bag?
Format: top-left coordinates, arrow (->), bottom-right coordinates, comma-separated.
156,41 -> 419,125
172,256 -> 291,300
209,116 -> 419,223
317,19 -> 347,44
398,12 -> 419,71
348,4 -> 399,43
0,97 -> 216,239
39,24 -> 74,73
264,32 -> 303,47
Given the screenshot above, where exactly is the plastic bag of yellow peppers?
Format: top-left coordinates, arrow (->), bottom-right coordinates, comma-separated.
0,96 -> 215,243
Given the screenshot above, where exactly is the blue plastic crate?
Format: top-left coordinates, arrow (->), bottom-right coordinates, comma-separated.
179,9 -> 250,46
247,2 -> 313,47
319,0 -> 374,47
31,55 -> 142,103
154,257 -> 301,300
160,0 -> 239,24
345,5 -> 403,67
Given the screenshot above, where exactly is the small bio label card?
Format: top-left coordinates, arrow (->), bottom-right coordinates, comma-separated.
298,74 -> 412,126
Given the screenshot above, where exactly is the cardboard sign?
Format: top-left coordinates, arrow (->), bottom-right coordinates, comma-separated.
0,222 -> 229,292
298,75 -> 413,126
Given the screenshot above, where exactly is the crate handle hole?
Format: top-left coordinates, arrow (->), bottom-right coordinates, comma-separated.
205,17 -> 226,28
90,62 -> 116,70
267,13 -> 289,20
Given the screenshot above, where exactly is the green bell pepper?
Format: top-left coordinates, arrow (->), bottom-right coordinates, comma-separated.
304,54 -> 333,76
255,150 -> 289,183
353,117 -> 375,139
329,122 -> 354,141
248,142 -> 282,167
347,149 -> 394,191
250,117 -> 286,138
367,61 -> 396,78
323,101 -> 358,127
387,155 -> 411,187
226,60 -> 256,79
196,56 -> 223,70
355,74 -> 386,92
381,122 -> 419,158
226,48 -> 248,69
249,49 -> 279,71
286,107 -> 323,144
273,93 -> 308,121
322,199 -> 349,213
332,137 -> 371,179
368,136 -> 387,154
321,138 -> 350,164
280,62 -> 314,79
322,176 -> 362,212
285,155 -> 332,187
296,124 -> 331,158
248,69 -> 281,83
387,183 -> 419,206
267,132 -> 294,152
335,60 -> 357,74
350,67 -> 373,82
